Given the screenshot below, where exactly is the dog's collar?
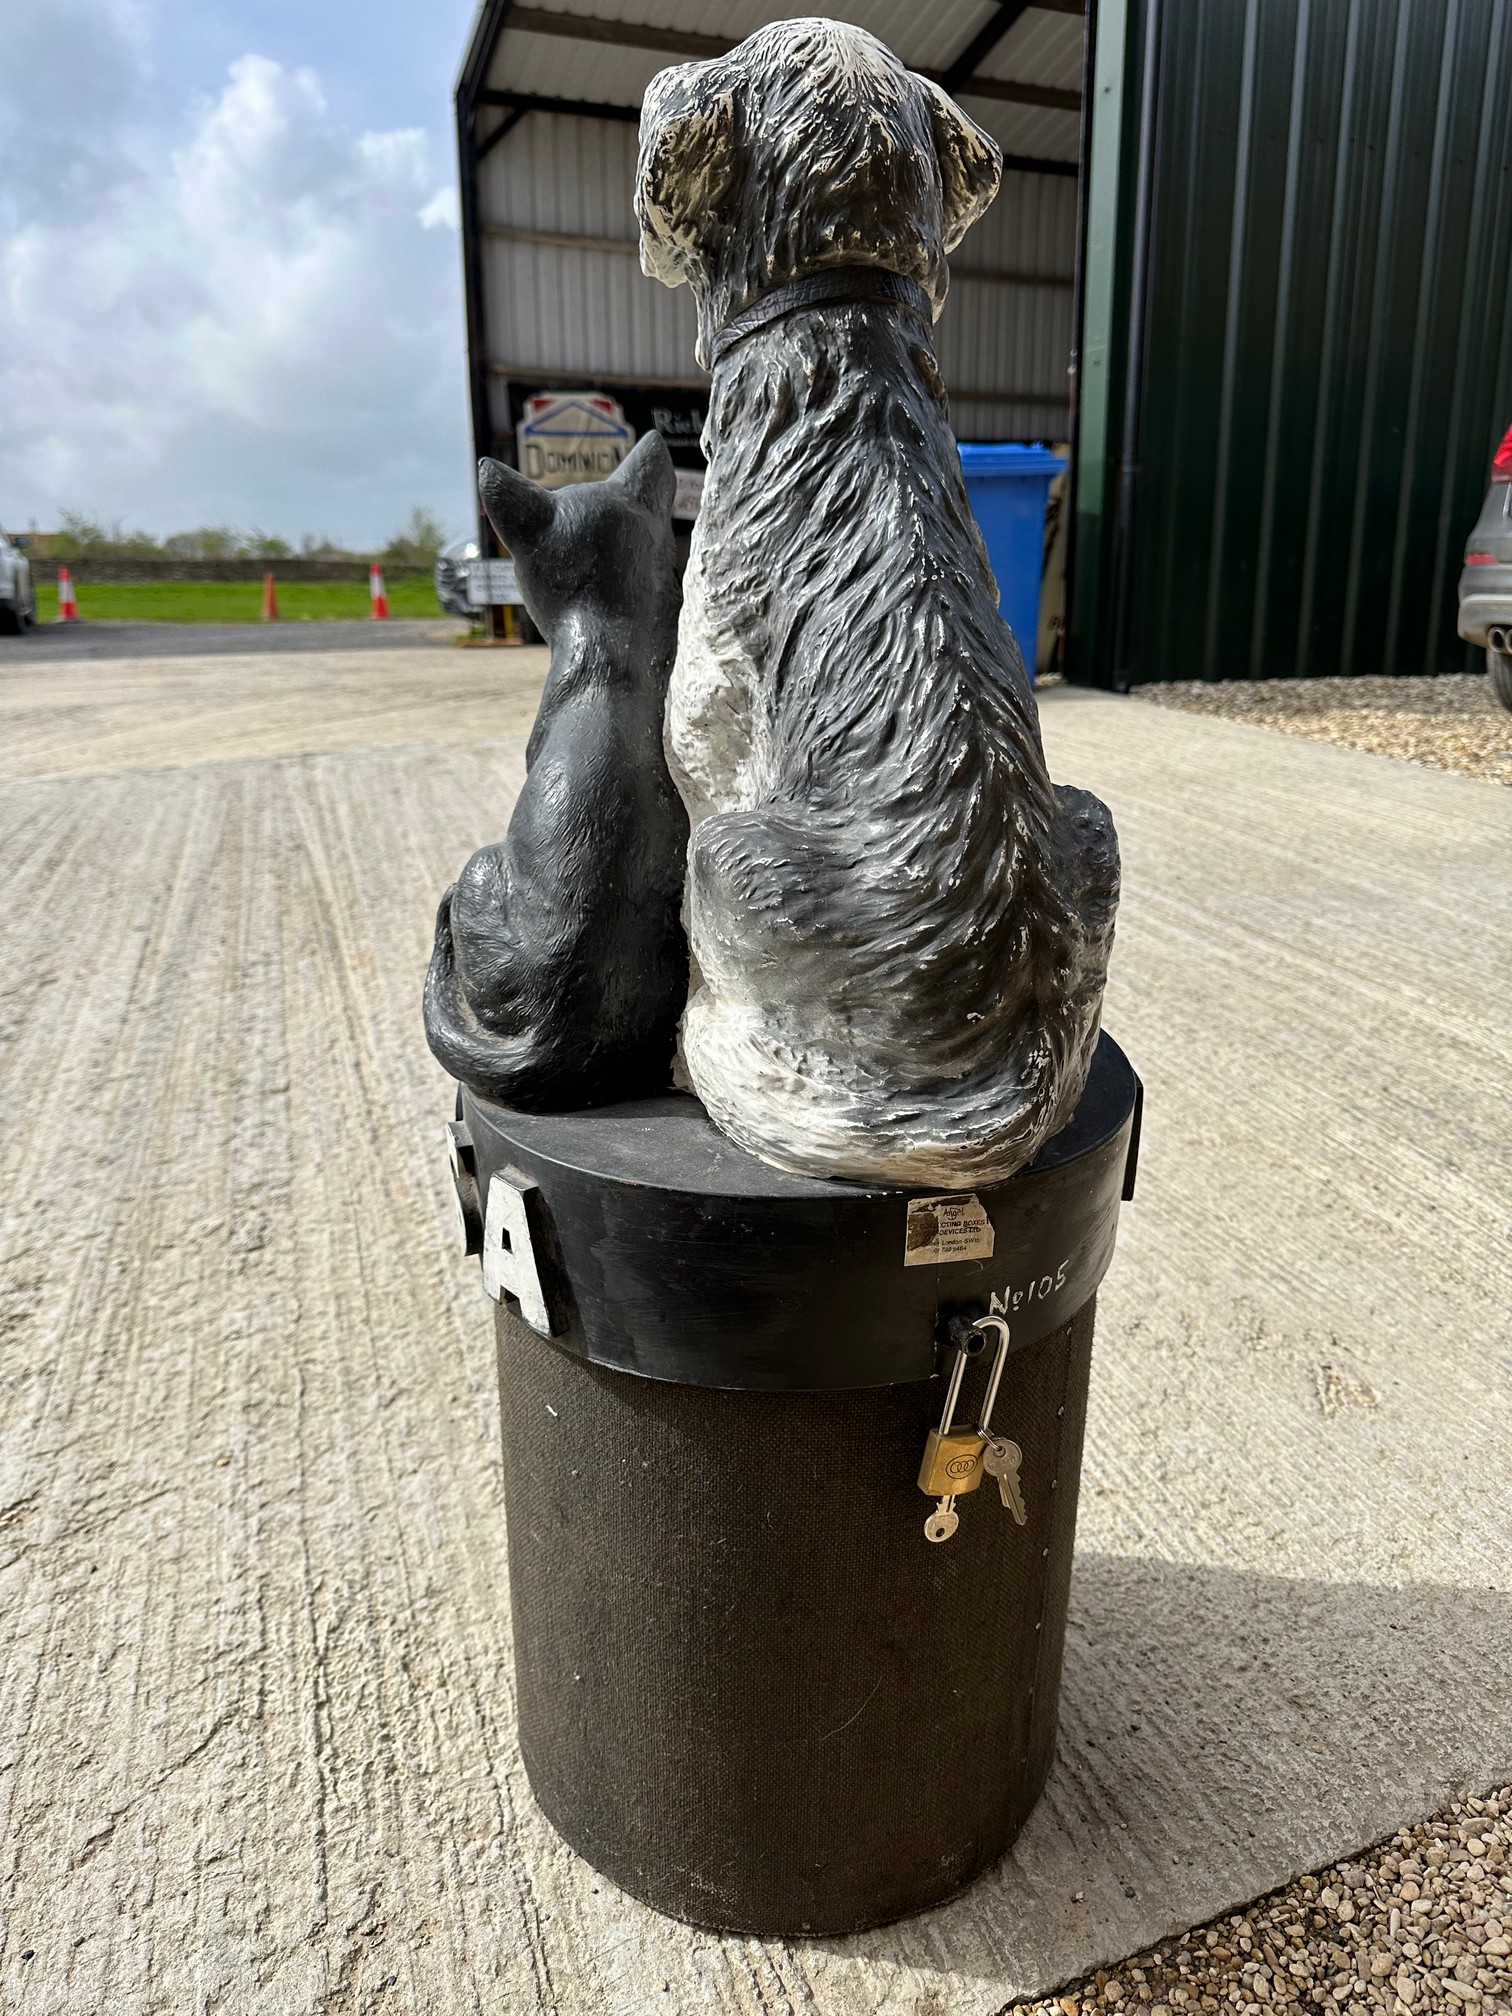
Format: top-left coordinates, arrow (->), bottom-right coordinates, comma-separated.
707,265 -> 933,372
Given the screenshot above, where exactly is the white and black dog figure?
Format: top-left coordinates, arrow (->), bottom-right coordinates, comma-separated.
636,17 -> 1120,1189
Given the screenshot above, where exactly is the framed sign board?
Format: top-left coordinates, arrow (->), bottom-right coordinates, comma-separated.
466,559 -> 523,608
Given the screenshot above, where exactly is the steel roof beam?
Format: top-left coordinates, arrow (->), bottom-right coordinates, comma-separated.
479,86 -> 1078,170
476,104 -> 529,159
457,0 -> 517,629
508,6 -> 731,60
458,0 -> 515,107
942,1 -> 1038,92
479,87 -> 642,122
998,151 -> 1078,178
484,222 -> 1078,281
480,88 -> 1078,171
958,76 -> 1080,111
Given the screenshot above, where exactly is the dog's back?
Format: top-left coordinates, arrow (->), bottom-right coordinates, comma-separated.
677,303 -> 1117,1183
640,20 -> 1119,1185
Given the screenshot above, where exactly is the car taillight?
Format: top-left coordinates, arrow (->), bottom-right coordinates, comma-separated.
1493,424 -> 1512,480
1466,552 -> 1499,564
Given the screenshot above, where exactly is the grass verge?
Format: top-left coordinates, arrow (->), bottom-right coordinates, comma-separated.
33,579 -> 442,623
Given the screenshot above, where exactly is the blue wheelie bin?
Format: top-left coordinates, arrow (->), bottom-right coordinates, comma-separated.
957,442 -> 1066,684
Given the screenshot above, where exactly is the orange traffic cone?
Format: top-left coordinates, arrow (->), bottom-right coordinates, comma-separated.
261,572 -> 279,621
56,566 -> 80,622
369,562 -> 390,620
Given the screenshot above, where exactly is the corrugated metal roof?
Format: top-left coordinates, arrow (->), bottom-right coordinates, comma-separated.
520,0 -> 1000,74
976,10 -> 1085,89
483,3 -> 1084,125
500,31 -> 668,106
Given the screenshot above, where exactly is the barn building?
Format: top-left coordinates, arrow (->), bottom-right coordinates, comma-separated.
455,1 -> 1512,685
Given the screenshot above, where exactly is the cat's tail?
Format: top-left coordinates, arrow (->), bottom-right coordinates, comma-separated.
422,889 -> 544,1104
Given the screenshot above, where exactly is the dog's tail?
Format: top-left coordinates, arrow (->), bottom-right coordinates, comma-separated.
422,889 -> 545,1105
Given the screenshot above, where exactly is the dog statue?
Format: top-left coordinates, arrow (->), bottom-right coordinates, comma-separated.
636,17 -> 1120,1189
423,431 -> 689,1110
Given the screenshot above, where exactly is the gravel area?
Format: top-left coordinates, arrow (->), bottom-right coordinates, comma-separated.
1024,1787 -> 1512,2015
1136,674 -> 1512,785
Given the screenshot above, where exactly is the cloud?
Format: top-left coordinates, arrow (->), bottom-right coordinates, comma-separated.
420,185 -> 462,232
0,5 -> 472,545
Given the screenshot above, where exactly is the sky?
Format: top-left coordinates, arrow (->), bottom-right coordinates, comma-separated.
0,0 -> 482,549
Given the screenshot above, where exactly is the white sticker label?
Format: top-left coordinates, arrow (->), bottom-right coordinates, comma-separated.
903,1193 -> 995,1267
671,467 -> 705,520
465,558 -> 522,607
481,1171 -> 553,1335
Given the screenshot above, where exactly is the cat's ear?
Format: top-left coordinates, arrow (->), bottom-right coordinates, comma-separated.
611,430 -> 677,518
478,458 -> 555,550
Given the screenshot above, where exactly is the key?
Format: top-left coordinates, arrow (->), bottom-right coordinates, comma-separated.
924,1496 -> 959,1543
983,1438 -> 1027,1524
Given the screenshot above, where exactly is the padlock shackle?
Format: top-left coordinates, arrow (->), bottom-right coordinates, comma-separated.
937,1348 -> 971,1434
971,1316 -> 1012,1435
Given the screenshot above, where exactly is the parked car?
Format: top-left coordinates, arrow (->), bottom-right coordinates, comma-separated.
434,535 -> 479,619
1457,424 -> 1512,710
0,528 -> 36,633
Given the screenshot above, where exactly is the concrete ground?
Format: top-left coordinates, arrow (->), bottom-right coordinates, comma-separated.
1,638 -> 1508,2014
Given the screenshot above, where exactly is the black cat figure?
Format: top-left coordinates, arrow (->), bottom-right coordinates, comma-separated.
423,430 -> 689,1111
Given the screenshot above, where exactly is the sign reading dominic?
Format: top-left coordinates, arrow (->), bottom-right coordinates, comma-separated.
518,393 -> 635,487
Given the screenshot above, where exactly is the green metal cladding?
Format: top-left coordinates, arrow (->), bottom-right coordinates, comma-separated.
1073,0 -> 1512,686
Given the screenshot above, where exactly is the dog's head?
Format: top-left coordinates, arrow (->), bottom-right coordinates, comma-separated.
636,18 -> 1001,367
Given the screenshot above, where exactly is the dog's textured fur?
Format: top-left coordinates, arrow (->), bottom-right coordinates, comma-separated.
637,18 -> 1119,1187
422,432 -> 688,1111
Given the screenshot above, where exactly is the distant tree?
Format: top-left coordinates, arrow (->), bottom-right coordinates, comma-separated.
50,514 -> 377,564
54,510 -> 162,559
382,505 -> 447,567
298,531 -> 351,559
162,525 -> 242,561
54,510 -> 109,556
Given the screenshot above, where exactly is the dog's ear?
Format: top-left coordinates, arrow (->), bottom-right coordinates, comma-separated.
636,68 -> 740,284
920,80 -> 1002,251
611,430 -> 678,517
478,457 -> 556,551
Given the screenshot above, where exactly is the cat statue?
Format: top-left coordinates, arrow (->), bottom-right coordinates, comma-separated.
423,430 -> 689,1111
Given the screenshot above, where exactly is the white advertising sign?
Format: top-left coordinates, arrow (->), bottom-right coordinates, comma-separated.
518,392 -> 635,487
465,559 -> 522,608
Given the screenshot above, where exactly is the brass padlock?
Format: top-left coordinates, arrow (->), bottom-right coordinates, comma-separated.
918,1316 -> 1014,1542
917,1332 -> 988,1496
917,1427 -> 987,1496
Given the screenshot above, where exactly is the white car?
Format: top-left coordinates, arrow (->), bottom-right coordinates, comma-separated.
1457,423 -> 1512,710
0,529 -> 37,633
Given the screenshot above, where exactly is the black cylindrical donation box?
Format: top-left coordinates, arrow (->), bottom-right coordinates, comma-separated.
452,1034 -> 1141,1937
